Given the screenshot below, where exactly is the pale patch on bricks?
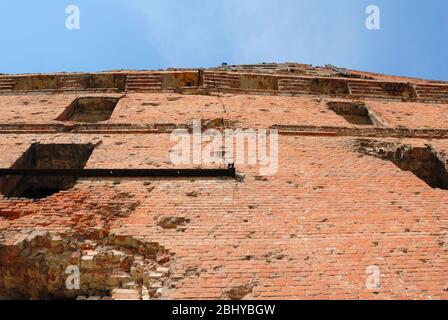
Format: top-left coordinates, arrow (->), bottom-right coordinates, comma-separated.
65,265 -> 80,290
170,120 -> 279,176
365,265 -> 381,291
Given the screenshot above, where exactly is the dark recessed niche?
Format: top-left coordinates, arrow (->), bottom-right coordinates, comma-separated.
309,78 -> 350,95
355,140 -> 448,190
380,82 -> 418,100
328,101 -> 375,125
56,97 -> 120,123
0,143 -> 94,200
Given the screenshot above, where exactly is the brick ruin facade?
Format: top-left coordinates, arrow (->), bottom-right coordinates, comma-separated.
0,63 -> 448,299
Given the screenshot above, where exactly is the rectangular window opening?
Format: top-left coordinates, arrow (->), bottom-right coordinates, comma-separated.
0,143 -> 94,200
328,101 -> 374,125
56,97 -> 119,123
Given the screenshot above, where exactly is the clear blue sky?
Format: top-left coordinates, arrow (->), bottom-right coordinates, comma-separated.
0,0 -> 447,80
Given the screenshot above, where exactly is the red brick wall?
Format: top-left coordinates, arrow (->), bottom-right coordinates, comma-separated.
1,71 -> 448,300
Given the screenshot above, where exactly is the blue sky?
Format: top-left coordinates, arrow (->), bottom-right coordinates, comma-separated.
0,0 -> 447,80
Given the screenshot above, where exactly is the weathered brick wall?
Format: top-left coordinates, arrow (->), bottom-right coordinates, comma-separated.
1,65 -> 448,300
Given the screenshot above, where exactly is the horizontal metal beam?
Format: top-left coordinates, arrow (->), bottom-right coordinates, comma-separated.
0,167 -> 236,178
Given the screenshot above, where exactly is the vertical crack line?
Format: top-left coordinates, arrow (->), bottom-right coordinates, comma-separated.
213,76 -> 230,130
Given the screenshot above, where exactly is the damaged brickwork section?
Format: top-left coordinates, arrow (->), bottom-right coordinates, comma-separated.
310,78 -> 350,95
353,139 -> 448,190
0,143 -> 94,199
381,82 -> 418,100
327,101 -> 382,126
56,97 -> 120,123
0,231 -> 173,300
